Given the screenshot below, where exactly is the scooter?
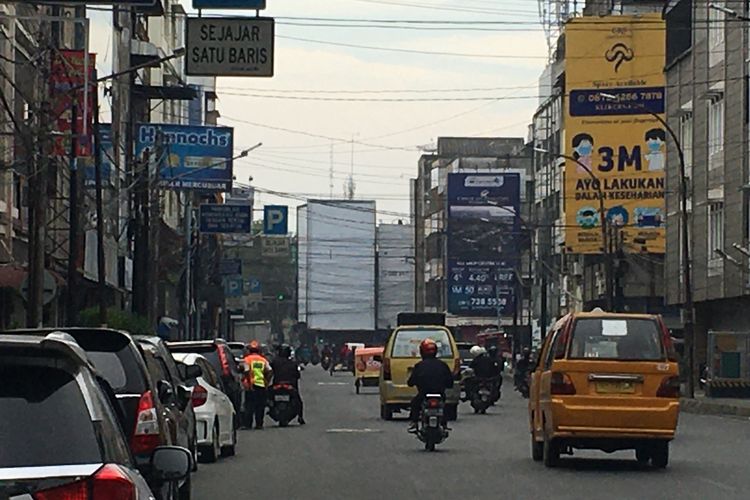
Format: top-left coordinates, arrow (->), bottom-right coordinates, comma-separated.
267,383 -> 301,427
414,394 -> 450,452
468,378 -> 494,414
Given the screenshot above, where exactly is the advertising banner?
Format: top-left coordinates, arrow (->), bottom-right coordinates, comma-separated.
135,124 -> 234,191
447,173 -> 521,317
49,50 -> 96,157
82,123 -> 113,188
199,204 -> 251,233
564,15 -> 666,254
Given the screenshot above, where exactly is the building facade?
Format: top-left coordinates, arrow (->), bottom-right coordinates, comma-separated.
377,222 -> 415,330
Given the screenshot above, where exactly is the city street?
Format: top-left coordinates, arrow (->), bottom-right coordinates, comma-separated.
194,369 -> 750,500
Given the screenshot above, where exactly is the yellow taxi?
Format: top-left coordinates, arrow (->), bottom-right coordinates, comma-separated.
379,314 -> 462,421
528,310 -> 680,468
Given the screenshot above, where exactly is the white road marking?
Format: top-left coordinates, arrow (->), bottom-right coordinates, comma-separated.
326,428 -> 383,433
317,382 -> 349,386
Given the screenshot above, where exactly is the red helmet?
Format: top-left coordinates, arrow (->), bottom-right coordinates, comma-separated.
248,340 -> 261,354
419,339 -> 438,358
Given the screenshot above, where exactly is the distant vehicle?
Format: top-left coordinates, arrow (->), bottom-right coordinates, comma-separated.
136,336 -> 199,475
173,352 -> 237,463
379,313 -> 461,421
227,341 -> 246,362
0,332 -> 191,500
233,320 -> 272,346
4,327 -> 193,499
167,340 -> 245,416
529,310 -> 680,468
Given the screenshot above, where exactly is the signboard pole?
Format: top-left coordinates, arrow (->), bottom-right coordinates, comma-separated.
184,197 -> 192,341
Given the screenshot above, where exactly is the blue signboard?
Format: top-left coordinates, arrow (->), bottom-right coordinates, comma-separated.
263,205 -> 288,235
219,258 -> 242,276
247,277 -> 262,294
135,123 -> 234,191
84,123 -> 113,188
447,173 -> 521,317
193,0 -> 266,8
199,204 -> 252,233
224,276 -> 244,297
569,87 -> 665,117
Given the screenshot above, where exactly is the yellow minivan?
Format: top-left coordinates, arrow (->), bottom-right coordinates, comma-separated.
529,311 -> 680,468
379,315 -> 461,421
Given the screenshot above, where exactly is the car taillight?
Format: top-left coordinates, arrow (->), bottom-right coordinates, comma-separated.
34,465 -> 135,500
192,384 -> 208,407
131,390 -> 161,455
218,347 -> 232,378
657,376 -> 681,398
383,358 -> 391,380
550,372 -> 576,395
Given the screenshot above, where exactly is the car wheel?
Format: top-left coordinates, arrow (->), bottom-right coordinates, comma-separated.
651,441 -> 669,469
635,446 -> 651,465
543,435 -> 561,468
531,435 -> 543,462
221,419 -> 237,457
381,404 -> 394,421
445,404 -> 458,422
200,423 -> 220,463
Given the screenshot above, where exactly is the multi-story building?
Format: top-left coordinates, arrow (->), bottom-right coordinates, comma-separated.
377,222 -> 415,330
412,137 -> 533,342
664,1 -> 750,360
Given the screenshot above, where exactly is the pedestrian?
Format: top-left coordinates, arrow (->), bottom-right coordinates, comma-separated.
242,340 -> 273,430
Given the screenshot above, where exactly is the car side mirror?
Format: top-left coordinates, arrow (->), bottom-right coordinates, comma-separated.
150,446 -> 191,482
157,380 -> 175,405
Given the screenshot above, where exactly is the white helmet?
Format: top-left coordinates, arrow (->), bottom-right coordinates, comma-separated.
470,346 -> 486,357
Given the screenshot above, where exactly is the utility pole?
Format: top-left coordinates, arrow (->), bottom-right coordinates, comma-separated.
93,98 -> 106,324
184,196 -> 192,340
66,101 -> 80,325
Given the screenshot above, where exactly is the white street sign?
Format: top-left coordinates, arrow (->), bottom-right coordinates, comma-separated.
186,17 -> 274,77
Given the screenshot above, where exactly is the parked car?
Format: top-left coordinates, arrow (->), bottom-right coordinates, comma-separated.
0,331 -> 191,499
227,341 -> 247,362
174,352 -> 237,462
4,327 -> 193,500
167,340 -> 245,415
135,336 -> 200,472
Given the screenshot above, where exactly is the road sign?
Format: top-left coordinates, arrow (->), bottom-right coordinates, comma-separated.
263,205 -> 288,235
193,0 -> 266,8
224,276 -> 244,297
186,17 -> 275,77
199,204 -> 252,233
247,277 -> 262,294
262,236 -> 290,257
219,259 -> 242,275
20,271 -> 58,306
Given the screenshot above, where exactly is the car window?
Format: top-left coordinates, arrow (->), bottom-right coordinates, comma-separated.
390,329 -> 454,358
569,318 -> 664,361
143,350 -> 169,384
200,359 -> 221,389
85,346 -> 147,394
543,330 -> 561,370
0,365 -> 101,467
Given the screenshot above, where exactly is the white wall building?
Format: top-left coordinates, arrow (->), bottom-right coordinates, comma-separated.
377,223 -> 415,330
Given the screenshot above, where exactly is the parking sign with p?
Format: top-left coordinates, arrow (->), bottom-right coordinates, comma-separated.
264,205 -> 288,235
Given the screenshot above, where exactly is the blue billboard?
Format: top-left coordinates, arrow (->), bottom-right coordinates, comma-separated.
199,204 -> 252,233
136,123 -> 234,191
84,123 -> 113,188
447,173 -> 521,317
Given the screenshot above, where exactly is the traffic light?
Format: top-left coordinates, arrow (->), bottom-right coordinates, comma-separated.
277,292 -> 287,302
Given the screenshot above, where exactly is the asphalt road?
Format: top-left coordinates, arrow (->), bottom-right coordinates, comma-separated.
193,367 -> 750,500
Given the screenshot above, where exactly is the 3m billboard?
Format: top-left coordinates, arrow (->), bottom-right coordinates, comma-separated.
447,173 -> 521,317
135,124 -> 234,191
564,15 -> 666,254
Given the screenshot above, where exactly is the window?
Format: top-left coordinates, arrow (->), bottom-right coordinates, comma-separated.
708,95 -> 724,160
708,202 -> 724,275
708,0 -> 725,66
390,328 -> 454,358
679,112 -> 693,177
666,0 -> 693,66
569,319 -> 664,361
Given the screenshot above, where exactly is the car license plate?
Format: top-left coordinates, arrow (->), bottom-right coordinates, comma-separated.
595,381 -> 635,394
428,417 -> 438,427
275,395 -> 291,402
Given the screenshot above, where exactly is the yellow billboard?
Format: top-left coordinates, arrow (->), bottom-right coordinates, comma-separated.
564,15 -> 666,254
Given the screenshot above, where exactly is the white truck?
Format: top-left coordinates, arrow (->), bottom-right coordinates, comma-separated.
233,320 -> 272,346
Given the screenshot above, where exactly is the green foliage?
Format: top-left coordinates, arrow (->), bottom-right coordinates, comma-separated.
78,307 -> 154,335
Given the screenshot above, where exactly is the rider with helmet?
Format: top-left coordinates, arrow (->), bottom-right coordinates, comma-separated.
271,344 -> 306,425
407,338 -> 455,432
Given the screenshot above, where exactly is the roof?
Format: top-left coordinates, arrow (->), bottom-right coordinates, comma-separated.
171,352 -> 207,364
355,347 -> 384,356
572,311 -> 658,320
0,332 -> 92,368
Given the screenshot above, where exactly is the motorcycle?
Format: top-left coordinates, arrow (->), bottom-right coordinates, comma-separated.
414,394 -> 449,452
321,354 -> 332,372
267,383 -> 301,427
466,378 -> 495,414
515,370 -> 530,399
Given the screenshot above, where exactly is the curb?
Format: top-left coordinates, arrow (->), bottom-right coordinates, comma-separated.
680,398 -> 750,418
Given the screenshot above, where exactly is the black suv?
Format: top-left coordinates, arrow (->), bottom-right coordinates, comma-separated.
4,328 -> 193,500
0,332 -> 191,499
167,340 -> 245,414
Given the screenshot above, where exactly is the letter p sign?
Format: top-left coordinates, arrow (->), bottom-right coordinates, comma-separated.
264,205 -> 288,235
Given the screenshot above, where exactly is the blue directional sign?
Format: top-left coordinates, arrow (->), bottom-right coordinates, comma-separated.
193,0 -> 266,9
263,205 -> 288,235
199,204 -> 252,233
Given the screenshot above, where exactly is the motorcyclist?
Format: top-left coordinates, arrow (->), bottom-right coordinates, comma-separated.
515,347 -> 532,389
465,346 -> 499,399
407,339 -> 454,433
270,344 -> 306,425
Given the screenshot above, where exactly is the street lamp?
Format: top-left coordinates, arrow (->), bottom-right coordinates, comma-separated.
534,147 -> 614,312
598,91 -> 695,398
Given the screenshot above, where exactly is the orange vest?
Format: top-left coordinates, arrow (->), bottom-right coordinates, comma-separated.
243,353 -> 268,389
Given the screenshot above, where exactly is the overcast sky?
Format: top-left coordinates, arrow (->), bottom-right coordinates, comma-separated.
89,0 -> 549,223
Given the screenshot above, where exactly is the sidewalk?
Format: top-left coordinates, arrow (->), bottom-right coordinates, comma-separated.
680,392 -> 750,418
